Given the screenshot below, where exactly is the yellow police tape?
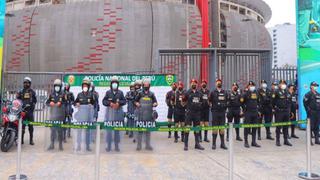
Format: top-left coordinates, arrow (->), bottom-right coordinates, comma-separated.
23,120 -> 306,132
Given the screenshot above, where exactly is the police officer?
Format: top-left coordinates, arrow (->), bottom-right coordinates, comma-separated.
173,81 -> 186,143
288,84 -> 299,139
209,79 -> 228,150
242,81 -> 261,148
74,78 -> 96,151
46,79 -> 67,151
200,80 -> 210,143
184,79 -> 204,151
303,81 -> 320,145
17,77 -> 37,145
166,82 -> 177,138
257,80 -> 274,140
132,79 -> 143,143
125,82 -> 136,138
64,83 -> 75,139
135,79 -> 158,151
90,82 -> 100,121
227,82 -> 243,141
103,76 -> 126,152
272,80 -> 292,146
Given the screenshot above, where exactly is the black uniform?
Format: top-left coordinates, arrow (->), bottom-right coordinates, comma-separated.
209,88 -> 228,149
74,92 -> 96,106
173,90 -> 187,123
288,91 -> 298,137
258,88 -> 274,139
227,90 -> 242,140
65,90 -> 75,138
125,89 -> 136,137
303,91 -> 320,144
272,89 -> 291,145
17,88 -> 37,144
165,90 -> 175,119
172,89 -> 186,142
46,91 -> 67,150
241,90 -> 260,147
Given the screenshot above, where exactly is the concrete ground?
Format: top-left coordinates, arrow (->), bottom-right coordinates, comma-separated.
0,127 -> 319,180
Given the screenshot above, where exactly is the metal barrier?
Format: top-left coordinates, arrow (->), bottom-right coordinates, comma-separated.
158,48 -> 272,89
272,66 -> 297,84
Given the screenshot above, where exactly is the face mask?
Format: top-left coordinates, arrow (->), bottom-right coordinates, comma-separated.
262,83 -> 267,89
281,84 -> 287,90
249,86 -> 255,92
54,86 -> 61,92
192,85 -> 197,89
144,86 -> 150,91
112,83 -> 118,90
83,87 -> 88,92
313,86 -> 318,91
274,86 -> 279,90
202,85 -> 207,89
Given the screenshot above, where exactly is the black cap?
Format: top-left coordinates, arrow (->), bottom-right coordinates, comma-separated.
279,79 -> 287,85
311,81 -> 319,87
232,82 -> 239,87
248,81 -> 255,86
261,80 -> 267,84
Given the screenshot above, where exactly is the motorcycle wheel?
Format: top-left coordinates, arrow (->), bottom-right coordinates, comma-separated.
1,130 -> 16,152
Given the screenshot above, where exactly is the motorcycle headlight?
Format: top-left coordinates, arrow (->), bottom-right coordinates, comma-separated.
8,114 -> 18,122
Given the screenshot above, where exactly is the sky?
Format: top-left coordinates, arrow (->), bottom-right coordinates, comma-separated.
263,0 -> 296,28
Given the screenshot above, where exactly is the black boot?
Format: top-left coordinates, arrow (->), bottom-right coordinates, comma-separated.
251,129 -> 260,147
212,134 -> 217,150
195,133 -> 204,150
184,133 -> 189,151
276,136 -> 281,146
168,124 -> 172,138
315,132 -> 320,145
284,138 -> 292,146
21,131 -> 25,145
244,129 -> 249,148
220,134 -> 227,150
236,128 -> 243,141
29,134 -> 34,145
257,128 -> 261,140
266,127 -> 274,140
204,130 -> 210,142
174,132 -> 178,143
181,132 -> 184,142
199,131 -> 203,142
291,127 -> 299,139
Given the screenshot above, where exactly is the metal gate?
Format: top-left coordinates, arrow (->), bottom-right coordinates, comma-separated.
158,48 -> 272,89
272,67 -> 297,85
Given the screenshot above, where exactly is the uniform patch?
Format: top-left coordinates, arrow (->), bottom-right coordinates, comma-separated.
24,93 -> 30,99
251,94 -> 257,99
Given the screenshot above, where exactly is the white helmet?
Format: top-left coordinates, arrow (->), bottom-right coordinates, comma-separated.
23,77 -> 32,83
54,79 -> 62,86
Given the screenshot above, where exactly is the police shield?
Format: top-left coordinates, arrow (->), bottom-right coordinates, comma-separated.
45,105 -> 66,152
72,105 -> 95,153
104,106 -> 125,152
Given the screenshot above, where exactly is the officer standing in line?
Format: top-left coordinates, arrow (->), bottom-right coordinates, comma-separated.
165,82 -> 177,138
199,80 -> 210,143
257,80 -> 274,140
184,79 -> 205,151
272,80 -> 292,147
209,79 -> 228,150
125,82 -> 136,138
74,78 -> 96,151
303,81 -> 320,145
132,79 -> 143,143
46,79 -> 67,151
90,82 -> 100,121
64,83 -> 75,139
16,77 -> 37,145
288,84 -> 299,139
227,82 -> 243,141
173,81 -> 187,143
241,81 -> 261,148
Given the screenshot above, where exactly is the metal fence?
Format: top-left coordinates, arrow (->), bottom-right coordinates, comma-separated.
158,48 -> 272,89
272,67 -> 297,85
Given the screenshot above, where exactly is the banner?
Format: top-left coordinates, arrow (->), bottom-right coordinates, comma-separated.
297,0 -> 320,123
0,1 -> 5,86
63,74 -> 176,122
